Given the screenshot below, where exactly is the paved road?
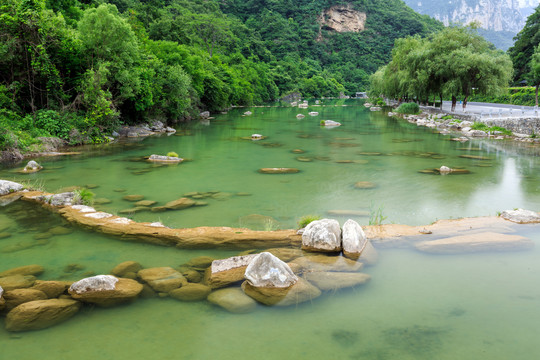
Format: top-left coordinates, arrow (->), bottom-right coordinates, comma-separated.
439,101 -> 539,118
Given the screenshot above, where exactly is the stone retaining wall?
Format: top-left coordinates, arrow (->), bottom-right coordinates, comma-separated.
420,106 -> 540,135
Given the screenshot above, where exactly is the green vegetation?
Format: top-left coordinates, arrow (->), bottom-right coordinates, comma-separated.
370,26 -> 512,112
465,87 -> 538,106
73,188 -> 95,206
368,204 -> 387,226
166,152 -> 179,158
0,0 -> 442,154
396,102 -> 420,114
470,123 -> 512,136
298,215 -> 321,229
508,6 -> 540,85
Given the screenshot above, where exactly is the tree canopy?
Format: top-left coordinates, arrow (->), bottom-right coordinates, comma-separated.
508,4 -> 540,85
371,26 -> 513,111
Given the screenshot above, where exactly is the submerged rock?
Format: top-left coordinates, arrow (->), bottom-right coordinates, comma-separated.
169,284 -> 211,301
0,275 -> 36,291
244,252 -> 298,288
0,265 -> 44,278
304,272 -> 371,291
69,277 -> 143,307
500,209 -> 540,224
111,261 -> 142,278
242,278 -> 321,307
164,197 -> 196,210
290,255 -> 363,273
31,280 -> 70,298
207,287 -> 257,313
415,232 -> 534,254
258,168 -> 300,174
6,298 -> 81,332
302,219 -> 342,252
137,267 -> 187,293
0,180 -> 24,195
3,288 -> 48,312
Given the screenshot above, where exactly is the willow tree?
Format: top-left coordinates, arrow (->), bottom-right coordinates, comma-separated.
370,25 -> 513,112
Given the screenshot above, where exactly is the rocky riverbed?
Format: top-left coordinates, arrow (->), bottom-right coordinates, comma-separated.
1,179 -> 539,332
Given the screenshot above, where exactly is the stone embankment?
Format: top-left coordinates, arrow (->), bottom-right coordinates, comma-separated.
419,106 -> 540,138
1,179 -> 538,332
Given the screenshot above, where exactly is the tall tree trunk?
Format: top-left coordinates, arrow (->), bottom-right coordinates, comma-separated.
451,95 -> 456,112
463,96 -> 468,110
439,94 -> 443,110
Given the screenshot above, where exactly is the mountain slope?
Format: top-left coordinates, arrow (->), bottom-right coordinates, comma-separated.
402,0 -> 535,50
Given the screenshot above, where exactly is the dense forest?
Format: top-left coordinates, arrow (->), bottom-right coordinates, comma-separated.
0,0 -> 441,155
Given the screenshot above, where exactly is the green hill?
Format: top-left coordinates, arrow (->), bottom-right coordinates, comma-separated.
0,0 -> 441,153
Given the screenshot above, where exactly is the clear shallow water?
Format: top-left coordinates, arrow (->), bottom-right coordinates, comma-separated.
1,100 -> 540,359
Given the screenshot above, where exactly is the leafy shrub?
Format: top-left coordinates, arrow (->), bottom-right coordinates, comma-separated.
166,151 -> 179,157
73,188 -> 95,206
471,122 -> 512,135
298,215 -> 321,229
396,102 -> 420,114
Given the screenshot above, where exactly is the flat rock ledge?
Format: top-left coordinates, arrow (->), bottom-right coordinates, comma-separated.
415,232 -> 534,254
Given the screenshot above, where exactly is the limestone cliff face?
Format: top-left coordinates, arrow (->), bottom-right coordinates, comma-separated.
404,0 -> 527,32
317,4 -> 367,33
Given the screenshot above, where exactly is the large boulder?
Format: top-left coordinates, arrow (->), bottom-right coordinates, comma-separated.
137,267 -> 187,293
241,252 -> 319,306
303,272 -> 371,291
207,288 -> 257,313
37,192 -> 75,206
342,219 -> 378,264
290,255 -> 363,273
169,284 -> 211,301
2,288 -> 48,312
242,278 -> 321,307
244,252 -> 298,288
302,219 -> 342,252
415,232 -> 534,254
0,275 -> 36,291
0,265 -> 45,278
5,299 -> 81,332
68,276 -> 143,307
204,254 -> 258,289
500,209 -> 540,224
0,180 -> 24,196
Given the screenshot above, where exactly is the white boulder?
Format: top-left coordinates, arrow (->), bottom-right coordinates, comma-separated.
69,275 -> 118,294
244,252 -> 298,288
501,209 -> 540,224
0,180 -> 24,196
302,219 -> 342,252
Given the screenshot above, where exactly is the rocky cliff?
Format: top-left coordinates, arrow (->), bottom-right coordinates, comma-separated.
317,4 -> 367,33
404,0 -> 526,32
403,0 -> 538,49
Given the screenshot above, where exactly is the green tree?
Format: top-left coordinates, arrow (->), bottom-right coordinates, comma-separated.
530,45 -> 540,107
508,5 -> 540,85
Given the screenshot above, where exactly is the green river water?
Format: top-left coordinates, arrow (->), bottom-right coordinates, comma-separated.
1,100 -> 539,359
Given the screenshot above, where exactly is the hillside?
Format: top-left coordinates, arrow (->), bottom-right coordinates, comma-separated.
0,0 -> 441,156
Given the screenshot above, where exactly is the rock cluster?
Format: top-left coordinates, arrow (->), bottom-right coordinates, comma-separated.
301,218 -> 378,263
